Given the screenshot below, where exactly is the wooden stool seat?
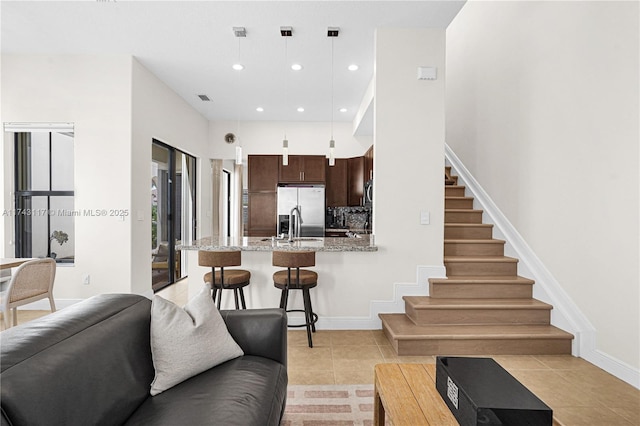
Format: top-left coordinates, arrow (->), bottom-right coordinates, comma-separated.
272,250 -> 318,347
198,250 -> 250,310
273,270 -> 317,287
204,270 -> 251,287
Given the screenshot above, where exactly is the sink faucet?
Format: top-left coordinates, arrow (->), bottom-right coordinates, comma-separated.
288,205 -> 303,242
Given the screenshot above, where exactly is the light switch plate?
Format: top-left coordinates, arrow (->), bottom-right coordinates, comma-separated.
420,211 -> 430,225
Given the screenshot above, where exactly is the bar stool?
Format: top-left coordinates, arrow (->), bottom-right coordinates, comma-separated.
272,250 -> 318,348
198,250 -> 250,310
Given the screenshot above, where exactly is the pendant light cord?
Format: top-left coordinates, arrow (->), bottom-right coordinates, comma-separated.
330,37 -> 334,140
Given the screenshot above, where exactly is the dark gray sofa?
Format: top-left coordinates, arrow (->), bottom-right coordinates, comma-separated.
0,294 -> 288,426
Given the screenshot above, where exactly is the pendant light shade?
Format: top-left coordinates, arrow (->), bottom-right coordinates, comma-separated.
282,139 -> 289,166
329,139 -> 335,166
327,27 -> 339,167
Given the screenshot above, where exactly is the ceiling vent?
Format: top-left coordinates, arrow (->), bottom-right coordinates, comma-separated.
280,26 -> 293,37
197,94 -> 211,102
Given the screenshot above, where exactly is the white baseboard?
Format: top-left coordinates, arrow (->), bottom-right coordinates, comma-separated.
315,265 -> 446,330
445,143 -> 639,390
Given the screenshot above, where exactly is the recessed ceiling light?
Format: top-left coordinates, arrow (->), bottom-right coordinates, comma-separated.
339,108 -> 347,113
256,107 -> 264,112
232,63 -> 244,71
348,64 -> 359,71
297,107 -> 305,112
291,64 -> 303,71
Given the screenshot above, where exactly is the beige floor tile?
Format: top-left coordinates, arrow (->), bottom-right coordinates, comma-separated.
288,330 -> 332,347
330,330 -> 376,346
334,369 -> 374,385
534,355 -> 598,370
288,369 -> 335,385
371,329 -> 391,346
331,345 -> 384,361
553,406 -> 636,426
333,358 -> 382,372
493,355 -> 550,370
288,346 -> 333,370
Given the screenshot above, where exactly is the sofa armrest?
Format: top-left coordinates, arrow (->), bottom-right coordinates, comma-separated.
220,308 -> 287,367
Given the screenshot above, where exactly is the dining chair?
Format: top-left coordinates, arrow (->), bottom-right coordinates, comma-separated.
0,258 -> 57,329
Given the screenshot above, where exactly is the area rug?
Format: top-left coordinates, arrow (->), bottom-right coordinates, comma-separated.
281,384 -> 388,426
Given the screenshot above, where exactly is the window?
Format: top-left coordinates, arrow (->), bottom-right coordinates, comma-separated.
12,127 -> 75,263
152,140 -> 196,290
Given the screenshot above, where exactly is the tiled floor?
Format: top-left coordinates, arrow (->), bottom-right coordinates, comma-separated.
6,281 -> 640,426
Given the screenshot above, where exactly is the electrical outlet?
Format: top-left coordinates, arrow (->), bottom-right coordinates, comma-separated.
83,274 -> 90,285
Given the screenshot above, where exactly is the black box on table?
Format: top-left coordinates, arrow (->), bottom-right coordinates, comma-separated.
435,356 -> 553,426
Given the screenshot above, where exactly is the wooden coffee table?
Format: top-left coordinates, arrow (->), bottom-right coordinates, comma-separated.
374,363 -> 458,426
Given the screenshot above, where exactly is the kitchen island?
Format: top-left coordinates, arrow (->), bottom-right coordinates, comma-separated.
177,235 -> 381,326
178,235 -> 377,252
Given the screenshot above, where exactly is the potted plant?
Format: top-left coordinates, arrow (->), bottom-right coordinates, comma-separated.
49,230 -> 69,259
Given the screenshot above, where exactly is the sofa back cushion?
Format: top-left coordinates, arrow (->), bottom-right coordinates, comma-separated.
1,294 -> 154,426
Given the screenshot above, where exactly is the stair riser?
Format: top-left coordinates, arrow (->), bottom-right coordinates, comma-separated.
406,305 -> 550,326
394,338 -> 572,356
445,198 -> 473,209
445,226 -> 493,239
444,242 -> 505,256
445,186 -> 466,197
429,282 -> 533,299
445,211 -> 483,223
445,261 -> 518,276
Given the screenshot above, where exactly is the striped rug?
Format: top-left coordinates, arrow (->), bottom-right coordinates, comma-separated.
282,384 -> 388,426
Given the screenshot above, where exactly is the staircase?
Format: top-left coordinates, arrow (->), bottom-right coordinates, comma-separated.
379,167 -> 574,356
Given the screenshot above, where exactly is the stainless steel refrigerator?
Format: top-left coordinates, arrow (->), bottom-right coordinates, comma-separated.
276,185 -> 325,237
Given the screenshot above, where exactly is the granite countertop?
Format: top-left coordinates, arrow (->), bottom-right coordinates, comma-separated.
178,235 -> 377,252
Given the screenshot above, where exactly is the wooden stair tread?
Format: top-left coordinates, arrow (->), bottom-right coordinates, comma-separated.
445,223 -> 493,228
445,208 -> 483,213
431,276 -> 535,284
444,256 -> 518,263
403,296 -> 552,310
445,239 -> 505,244
380,314 -> 573,340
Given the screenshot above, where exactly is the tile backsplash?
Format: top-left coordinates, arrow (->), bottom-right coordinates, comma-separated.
326,206 -> 372,231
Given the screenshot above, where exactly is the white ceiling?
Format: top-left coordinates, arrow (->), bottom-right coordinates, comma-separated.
1,1 -> 465,123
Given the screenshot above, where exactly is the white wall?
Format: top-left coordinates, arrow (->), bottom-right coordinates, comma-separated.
446,1 -> 639,371
131,59 -> 210,296
2,55 -> 134,299
1,55 -> 210,301
209,120 -> 372,163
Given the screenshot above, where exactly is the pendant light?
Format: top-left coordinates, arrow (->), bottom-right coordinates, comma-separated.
327,27 -> 339,167
232,27 -> 246,165
281,26 -> 292,166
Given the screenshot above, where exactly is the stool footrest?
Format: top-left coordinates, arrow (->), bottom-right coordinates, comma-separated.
285,309 -> 318,328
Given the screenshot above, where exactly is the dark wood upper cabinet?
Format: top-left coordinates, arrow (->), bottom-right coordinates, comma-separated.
279,155 -> 326,183
248,155 -> 280,192
348,156 -> 365,206
364,145 -> 374,182
326,158 -> 348,207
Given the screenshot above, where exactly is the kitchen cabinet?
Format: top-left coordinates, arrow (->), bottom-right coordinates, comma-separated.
326,158 -> 348,207
279,155 -> 326,183
247,192 -> 277,237
248,155 -> 279,236
364,145 -> 374,182
248,155 -> 280,192
348,156 -> 365,206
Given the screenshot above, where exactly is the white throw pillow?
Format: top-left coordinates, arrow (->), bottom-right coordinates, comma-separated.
149,284 -> 244,396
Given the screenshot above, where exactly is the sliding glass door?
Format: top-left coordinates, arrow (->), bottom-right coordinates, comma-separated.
151,140 -> 196,291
